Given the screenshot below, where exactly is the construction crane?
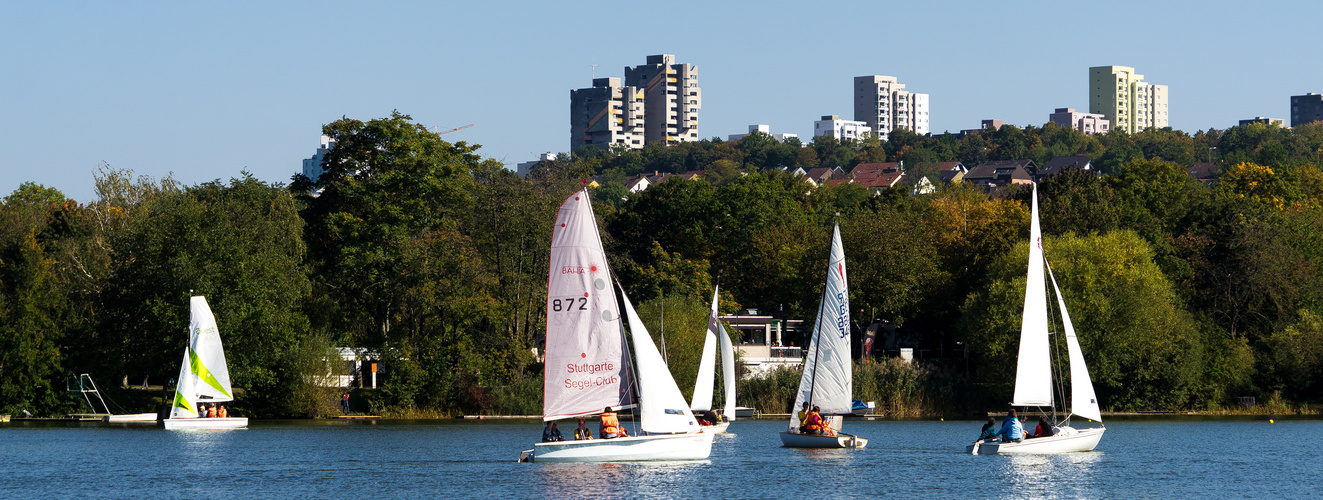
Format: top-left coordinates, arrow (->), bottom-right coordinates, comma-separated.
432,124 -> 474,135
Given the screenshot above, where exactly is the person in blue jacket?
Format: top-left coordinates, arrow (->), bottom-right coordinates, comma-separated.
997,408 -> 1025,443
975,417 -> 999,442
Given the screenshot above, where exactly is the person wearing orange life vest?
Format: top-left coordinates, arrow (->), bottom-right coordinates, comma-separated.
599,406 -> 628,438
804,406 -> 834,436
217,405 -> 228,418
207,404 -> 217,418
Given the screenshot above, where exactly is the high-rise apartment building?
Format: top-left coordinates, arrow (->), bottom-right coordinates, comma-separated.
1291,93 -> 1323,127
570,77 -> 645,152
1049,108 -> 1110,135
854,76 -> 929,140
301,135 -> 334,184
624,54 -> 702,146
1089,66 -> 1168,133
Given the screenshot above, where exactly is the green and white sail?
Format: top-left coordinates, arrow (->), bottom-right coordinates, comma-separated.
169,296 -> 234,419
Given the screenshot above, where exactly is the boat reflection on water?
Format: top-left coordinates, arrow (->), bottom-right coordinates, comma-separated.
535,460 -> 710,497
1003,451 -> 1104,497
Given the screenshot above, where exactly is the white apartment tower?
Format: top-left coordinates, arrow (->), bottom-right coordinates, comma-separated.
854,75 -> 930,140
301,135 -> 334,184
570,77 -> 645,152
1089,66 -> 1168,134
624,54 -> 702,146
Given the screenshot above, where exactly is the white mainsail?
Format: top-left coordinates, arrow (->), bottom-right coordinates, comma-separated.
189,296 -> 233,401
542,189 -> 631,421
690,286 -> 720,412
1046,263 -> 1103,422
718,323 -> 736,420
790,223 -> 853,428
1012,183 -> 1053,407
620,286 -> 701,434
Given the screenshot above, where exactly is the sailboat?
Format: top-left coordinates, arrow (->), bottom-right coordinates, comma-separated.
968,183 -> 1104,454
779,223 -> 867,449
162,296 -> 248,430
690,284 -> 736,434
519,189 -> 714,463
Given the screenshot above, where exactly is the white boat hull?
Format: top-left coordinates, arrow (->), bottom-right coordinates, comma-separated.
523,432 -> 714,463
967,426 -> 1104,454
779,431 -> 868,449
162,417 -> 248,430
104,413 -> 160,423
701,421 -> 730,434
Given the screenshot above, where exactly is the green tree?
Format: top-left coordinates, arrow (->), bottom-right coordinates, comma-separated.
0,231 -> 72,416
3,182 -> 68,208
963,231 -> 1203,410
101,175 -> 310,416
296,112 -> 478,349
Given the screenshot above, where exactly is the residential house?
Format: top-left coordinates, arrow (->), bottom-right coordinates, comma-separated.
964,160 -> 1036,187
937,162 -> 967,183
1188,162 -> 1218,186
804,167 -> 846,187
679,170 -> 704,181
850,162 -> 902,178
901,174 -> 936,195
856,169 -> 904,190
622,174 -> 651,192
1036,156 -> 1093,181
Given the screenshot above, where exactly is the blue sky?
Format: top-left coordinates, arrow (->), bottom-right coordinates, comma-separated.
3,0 -> 1320,202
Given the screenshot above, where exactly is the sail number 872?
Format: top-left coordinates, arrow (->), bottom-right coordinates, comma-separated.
551,297 -> 588,312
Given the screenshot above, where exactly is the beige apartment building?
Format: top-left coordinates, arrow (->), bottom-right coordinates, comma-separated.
1089,66 -> 1168,133
569,77 -> 645,152
624,54 -> 702,146
854,75 -> 929,140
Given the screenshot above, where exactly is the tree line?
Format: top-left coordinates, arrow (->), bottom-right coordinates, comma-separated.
3,112 -> 1322,418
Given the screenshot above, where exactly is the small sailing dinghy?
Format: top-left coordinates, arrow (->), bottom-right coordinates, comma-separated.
162,296 -> 247,430
779,223 -> 867,449
691,284 -> 737,434
968,183 -> 1104,454
519,189 -> 713,463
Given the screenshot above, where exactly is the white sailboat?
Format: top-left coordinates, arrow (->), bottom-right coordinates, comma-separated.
690,284 -> 736,434
779,223 -> 867,449
969,183 -> 1104,454
162,296 -> 247,430
520,189 -> 713,463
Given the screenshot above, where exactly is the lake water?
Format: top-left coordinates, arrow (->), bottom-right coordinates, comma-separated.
2,416 -> 1317,498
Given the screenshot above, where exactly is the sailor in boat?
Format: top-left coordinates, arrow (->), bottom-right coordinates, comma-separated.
975,417 -> 999,443
1030,416 -> 1054,438
696,410 -> 719,426
795,402 -> 811,433
542,421 -> 564,442
574,418 -> 593,440
804,406 -> 833,436
218,405 -> 229,418
996,408 -> 1026,443
599,407 -> 628,439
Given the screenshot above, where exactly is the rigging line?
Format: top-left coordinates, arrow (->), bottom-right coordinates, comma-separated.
805,258 -> 831,411
1045,259 -> 1069,426
615,280 -> 642,436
